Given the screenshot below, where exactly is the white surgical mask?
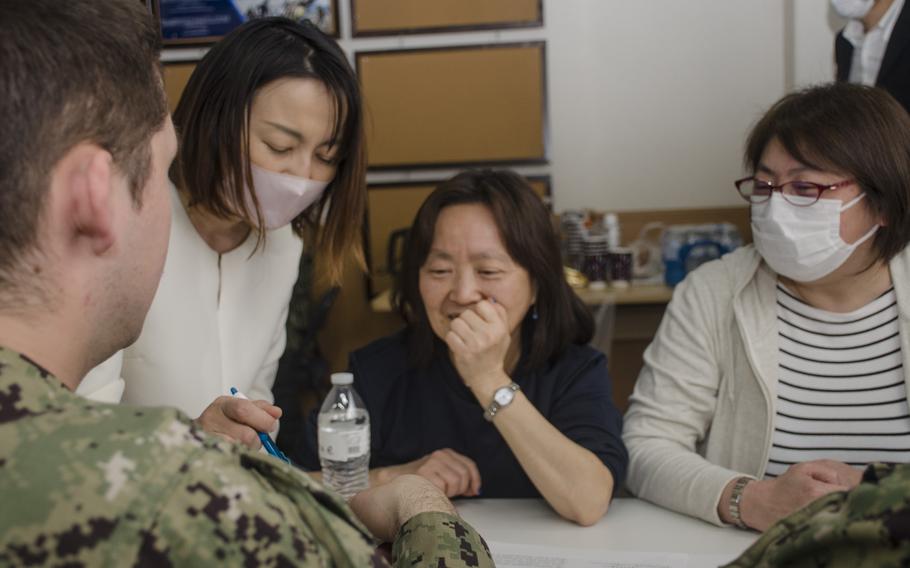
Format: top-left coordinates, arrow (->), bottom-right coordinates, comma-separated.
751,192 -> 879,282
244,164 -> 329,230
831,0 -> 875,19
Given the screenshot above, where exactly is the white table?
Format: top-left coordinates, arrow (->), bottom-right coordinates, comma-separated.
456,498 -> 758,568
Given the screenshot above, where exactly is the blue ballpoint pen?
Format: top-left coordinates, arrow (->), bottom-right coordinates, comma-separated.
229,387 -> 291,464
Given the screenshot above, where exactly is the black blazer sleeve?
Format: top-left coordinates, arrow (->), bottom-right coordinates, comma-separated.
835,29 -> 853,82
877,4 -> 910,113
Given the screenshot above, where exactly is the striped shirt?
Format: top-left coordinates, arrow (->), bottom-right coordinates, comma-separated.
765,285 -> 910,478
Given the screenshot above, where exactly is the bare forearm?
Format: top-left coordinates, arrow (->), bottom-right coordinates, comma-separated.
349,475 -> 458,544
369,465 -> 402,487
308,463 -> 408,487
492,393 -> 613,525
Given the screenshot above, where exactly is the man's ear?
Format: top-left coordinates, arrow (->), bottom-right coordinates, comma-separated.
53,143 -> 117,255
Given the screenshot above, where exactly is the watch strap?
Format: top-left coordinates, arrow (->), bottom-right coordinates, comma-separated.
483,382 -> 520,422
728,476 -> 752,529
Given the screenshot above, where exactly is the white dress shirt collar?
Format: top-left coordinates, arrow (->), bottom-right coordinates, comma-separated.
843,0 -> 905,85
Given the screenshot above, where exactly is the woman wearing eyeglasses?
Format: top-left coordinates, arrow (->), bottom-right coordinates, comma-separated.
623,83 -> 910,532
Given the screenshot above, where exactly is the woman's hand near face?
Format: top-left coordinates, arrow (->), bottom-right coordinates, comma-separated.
445,299 -> 512,399
372,449 -> 482,498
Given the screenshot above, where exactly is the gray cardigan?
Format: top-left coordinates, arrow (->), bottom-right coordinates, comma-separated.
623,245 -> 910,526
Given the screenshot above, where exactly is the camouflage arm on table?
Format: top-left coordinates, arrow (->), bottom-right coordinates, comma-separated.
392,512 -> 493,568
725,463 -> 910,568
144,447 -> 384,567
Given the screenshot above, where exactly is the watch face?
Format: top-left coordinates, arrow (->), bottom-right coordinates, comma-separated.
494,387 -> 515,406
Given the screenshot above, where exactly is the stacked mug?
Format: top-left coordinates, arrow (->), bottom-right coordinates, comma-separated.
561,211 -> 587,271
582,234 -> 610,289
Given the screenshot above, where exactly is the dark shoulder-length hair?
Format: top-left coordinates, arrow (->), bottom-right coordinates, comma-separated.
394,169 -> 594,371
745,82 -> 910,264
171,17 -> 366,283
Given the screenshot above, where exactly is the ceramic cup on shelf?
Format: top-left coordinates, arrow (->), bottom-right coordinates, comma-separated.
582,234 -> 610,288
609,247 -> 634,288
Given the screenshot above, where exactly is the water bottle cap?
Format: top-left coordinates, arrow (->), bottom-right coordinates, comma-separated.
331,372 -> 354,385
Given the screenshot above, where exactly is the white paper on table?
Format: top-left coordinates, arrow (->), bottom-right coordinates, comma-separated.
489,542 -> 688,568
687,553 -> 739,568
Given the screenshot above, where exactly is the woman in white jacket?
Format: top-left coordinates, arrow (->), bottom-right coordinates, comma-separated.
76,18 -> 365,448
624,83 -> 910,531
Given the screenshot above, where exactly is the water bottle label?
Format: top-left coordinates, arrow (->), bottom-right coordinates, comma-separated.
319,428 -> 369,461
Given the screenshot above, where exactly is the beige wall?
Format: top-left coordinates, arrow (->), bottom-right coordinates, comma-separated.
545,0 -> 787,212
339,0 -> 795,212
788,0 -> 846,89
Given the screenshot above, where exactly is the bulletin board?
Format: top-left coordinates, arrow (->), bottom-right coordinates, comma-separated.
153,0 -> 339,45
351,0 -> 542,36
162,62 -> 196,113
365,177 -> 551,297
357,43 -> 548,170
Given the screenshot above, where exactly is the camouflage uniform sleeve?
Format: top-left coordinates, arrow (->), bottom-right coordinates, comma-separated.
725,463 -> 910,568
140,445 -> 387,567
392,512 -> 493,568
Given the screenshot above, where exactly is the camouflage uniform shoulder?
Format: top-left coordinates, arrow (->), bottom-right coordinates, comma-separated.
0,347 -> 382,567
726,463 -> 910,568
2,349 -> 492,567
139,433 -> 385,567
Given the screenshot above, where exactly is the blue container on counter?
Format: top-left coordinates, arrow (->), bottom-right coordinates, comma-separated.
662,224 -> 743,287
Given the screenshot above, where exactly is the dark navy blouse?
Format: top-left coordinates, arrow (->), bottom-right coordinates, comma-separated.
300,330 -> 628,498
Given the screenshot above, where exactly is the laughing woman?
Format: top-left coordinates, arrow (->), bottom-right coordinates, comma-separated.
301,170 -> 628,525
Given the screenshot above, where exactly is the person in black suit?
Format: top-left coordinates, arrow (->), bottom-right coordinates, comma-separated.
835,0 -> 910,113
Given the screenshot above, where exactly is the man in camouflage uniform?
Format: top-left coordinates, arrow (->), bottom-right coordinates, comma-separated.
0,2 -> 492,566
727,463 -> 910,567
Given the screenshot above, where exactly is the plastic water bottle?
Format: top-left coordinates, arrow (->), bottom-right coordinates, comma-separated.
318,372 -> 370,499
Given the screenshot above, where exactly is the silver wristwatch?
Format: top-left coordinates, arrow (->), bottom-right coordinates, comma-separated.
729,476 -> 752,529
484,382 -> 520,422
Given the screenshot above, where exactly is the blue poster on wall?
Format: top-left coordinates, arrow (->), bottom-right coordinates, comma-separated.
157,0 -> 337,43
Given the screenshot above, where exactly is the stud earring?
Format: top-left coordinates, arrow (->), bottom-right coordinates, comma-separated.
531,304 -> 539,321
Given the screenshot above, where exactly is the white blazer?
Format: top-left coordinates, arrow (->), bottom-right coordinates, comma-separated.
76,184 -> 303,418
623,245 -> 910,526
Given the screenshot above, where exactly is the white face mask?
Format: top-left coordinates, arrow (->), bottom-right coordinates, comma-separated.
244,164 -> 329,230
751,192 -> 879,282
831,0 -> 875,19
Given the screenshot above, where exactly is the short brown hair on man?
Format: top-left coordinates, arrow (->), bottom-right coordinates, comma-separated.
0,0 -> 167,300
745,83 -> 910,265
